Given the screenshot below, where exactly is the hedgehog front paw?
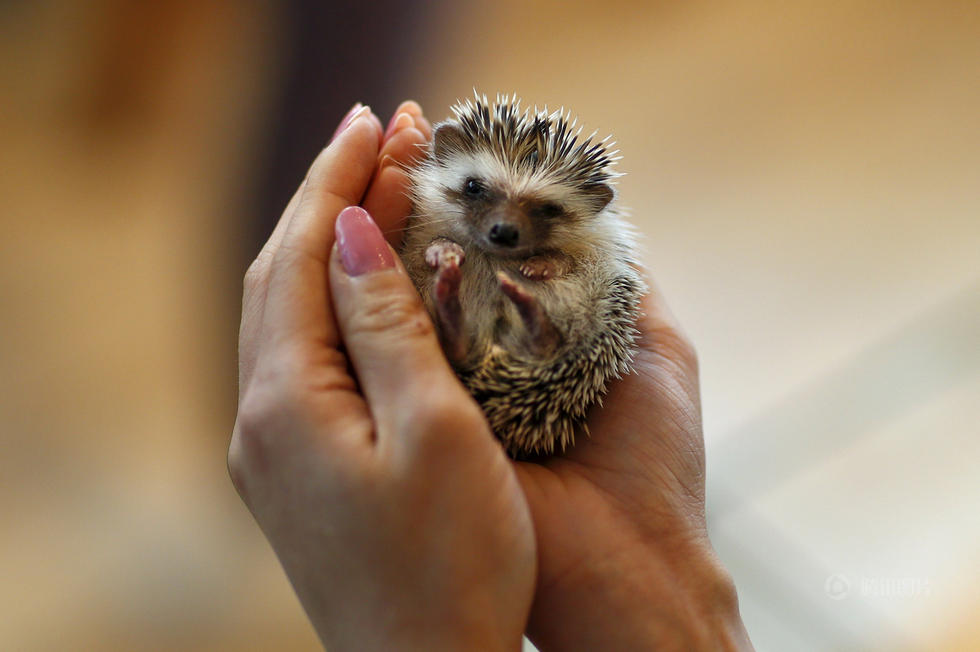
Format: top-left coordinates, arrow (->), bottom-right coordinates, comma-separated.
425,238 -> 465,269
519,253 -> 571,281
498,271 -> 562,357
433,254 -> 468,365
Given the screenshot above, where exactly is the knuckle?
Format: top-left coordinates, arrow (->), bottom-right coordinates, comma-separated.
411,394 -> 460,433
301,348 -> 360,395
653,325 -> 699,375
226,437 -> 250,499
349,291 -> 435,343
405,390 -> 488,451
243,255 -> 269,295
235,387 -> 278,451
233,374 -> 298,467
672,331 -> 699,370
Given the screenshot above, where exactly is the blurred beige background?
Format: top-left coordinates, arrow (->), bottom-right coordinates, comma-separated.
2,1 -> 978,650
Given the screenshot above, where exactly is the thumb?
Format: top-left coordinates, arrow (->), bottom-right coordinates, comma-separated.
328,206 -> 474,441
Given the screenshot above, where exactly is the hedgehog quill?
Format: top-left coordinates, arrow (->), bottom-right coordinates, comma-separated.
401,93 -> 644,457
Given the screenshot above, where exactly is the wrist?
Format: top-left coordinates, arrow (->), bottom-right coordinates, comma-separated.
314,592 -> 524,652
369,621 -> 516,652
527,534 -> 752,651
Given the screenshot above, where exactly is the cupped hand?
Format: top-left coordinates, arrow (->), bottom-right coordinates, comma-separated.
515,285 -> 754,650
228,103 -> 535,652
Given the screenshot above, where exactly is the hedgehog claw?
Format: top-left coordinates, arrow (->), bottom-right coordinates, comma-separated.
519,254 -> 571,281
425,238 -> 465,269
498,271 -> 562,356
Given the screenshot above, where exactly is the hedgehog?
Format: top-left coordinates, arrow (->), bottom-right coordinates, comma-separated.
400,93 -> 644,457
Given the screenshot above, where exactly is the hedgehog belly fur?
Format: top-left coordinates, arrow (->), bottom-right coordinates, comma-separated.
461,273 -> 643,457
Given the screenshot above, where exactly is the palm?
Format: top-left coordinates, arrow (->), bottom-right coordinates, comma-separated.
514,293 -> 709,637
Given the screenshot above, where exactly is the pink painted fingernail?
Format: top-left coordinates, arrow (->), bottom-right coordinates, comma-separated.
335,206 -> 395,276
330,103 -> 365,143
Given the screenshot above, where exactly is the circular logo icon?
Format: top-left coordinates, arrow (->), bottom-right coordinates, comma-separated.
825,574 -> 851,600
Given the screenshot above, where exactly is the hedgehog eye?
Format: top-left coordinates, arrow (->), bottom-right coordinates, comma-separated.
463,178 -> 485,197
538,202 -> 564,219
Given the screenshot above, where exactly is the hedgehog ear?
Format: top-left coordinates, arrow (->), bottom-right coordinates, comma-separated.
433,123 -> 467,160
584,183 -> 615,213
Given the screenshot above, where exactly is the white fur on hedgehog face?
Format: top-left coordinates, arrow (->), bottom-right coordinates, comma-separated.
412,148 -> 610,258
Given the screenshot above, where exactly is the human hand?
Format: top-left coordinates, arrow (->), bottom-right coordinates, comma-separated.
515,284 -> 754,650
228,103 -> 535,651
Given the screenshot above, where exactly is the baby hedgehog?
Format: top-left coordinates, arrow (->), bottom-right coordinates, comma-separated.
401,93 -> 644,457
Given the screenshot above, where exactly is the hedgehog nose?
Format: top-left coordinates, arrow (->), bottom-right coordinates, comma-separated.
488,223 -> 520,248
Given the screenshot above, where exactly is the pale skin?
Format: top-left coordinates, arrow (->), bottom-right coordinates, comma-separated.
229,101 -> 753,650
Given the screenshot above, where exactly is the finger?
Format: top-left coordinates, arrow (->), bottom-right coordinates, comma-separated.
383,100 -> 433,142
330,102 -> 363,143
260,113 -> 381,355
413,112 -> 433,141
362,164 -> 412,250
632,268 -> 692,346
255,105 -> 382,274
403,100 -> 433,140
257,105 -> 365,284
379,116 -> 428,165
363,125 -> 428,249
239,178 -> 306,387
329,206 -> 472,439
240,104 -> 379,386
341,102 -> 385,147
378,111 -> 428,169
628,266 -> 699,377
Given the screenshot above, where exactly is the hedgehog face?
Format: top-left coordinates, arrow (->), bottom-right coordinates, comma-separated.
421,126 -> 615,258
411,95 -> 619,259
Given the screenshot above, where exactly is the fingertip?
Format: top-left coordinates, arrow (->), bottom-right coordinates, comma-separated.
326,109 -> 380,156
393,100 -> 433,141
329,102 -> 363,143
379,125 -> 428,167
362,163 -> 412,249
383,99 -> 436,146
365,124 -> 427,249
396,99 -> 423,115
414,114 -> 433,141
334,205 -> 397,277
383,111 -> 415,142
304,114 -> 380,204
366,111 -> 385,145
387,100 -> 423,130
337,105 -> 383,147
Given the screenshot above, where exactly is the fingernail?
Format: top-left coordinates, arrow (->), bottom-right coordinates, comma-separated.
330,103 -> 366,143
378,154 -> 397,171
383,111 -> 415,141
335,206 -> 395,276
